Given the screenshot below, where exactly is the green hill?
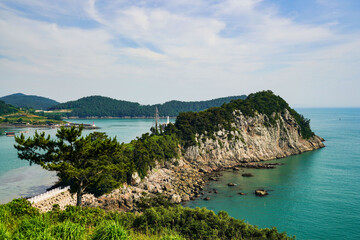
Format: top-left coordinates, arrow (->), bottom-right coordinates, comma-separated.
49,95 -> 247,117
0,100 -> 19,115
0,93 -> 59,110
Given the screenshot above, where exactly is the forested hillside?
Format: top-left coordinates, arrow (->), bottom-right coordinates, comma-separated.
0,93 -> 59,110
0,101 -> 18,115
49,95 -> 247,117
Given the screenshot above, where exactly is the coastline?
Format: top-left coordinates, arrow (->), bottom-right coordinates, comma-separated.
28,109 -> 325,212
0,123 -> 99,129
32,136 -> 324,212
65,116 -> 177,119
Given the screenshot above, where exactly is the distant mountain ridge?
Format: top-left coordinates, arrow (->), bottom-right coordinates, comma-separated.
0,93 -> 59,110
49,95 -> 247,117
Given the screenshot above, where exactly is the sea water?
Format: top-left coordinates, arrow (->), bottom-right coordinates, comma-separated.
184,108 -> 360,239
0,109 -> 359,239
0,118 -> 160,204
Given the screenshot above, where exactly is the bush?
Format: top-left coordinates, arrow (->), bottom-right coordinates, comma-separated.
50,221 -> 86,240
6,198 -> 39,218
91,221 -> 129,240
13,216 -> 51,240
0,222 -> 11,240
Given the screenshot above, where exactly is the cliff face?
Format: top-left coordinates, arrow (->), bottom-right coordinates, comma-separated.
184,109 -> 324,167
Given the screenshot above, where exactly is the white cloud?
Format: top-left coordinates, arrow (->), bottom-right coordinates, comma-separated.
0,0 -> 359,106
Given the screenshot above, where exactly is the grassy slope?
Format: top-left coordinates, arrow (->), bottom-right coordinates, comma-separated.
0,111 -> 65,125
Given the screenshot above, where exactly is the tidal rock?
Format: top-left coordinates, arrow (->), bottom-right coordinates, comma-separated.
204,197 -> 211,201
238,192 -> 246,195
255,189 -> 268,196
242,173 -> 253,177
228,183 -> 237,186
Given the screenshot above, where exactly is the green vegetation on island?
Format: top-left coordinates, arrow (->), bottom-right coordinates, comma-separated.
0,198 -> 292,239
170,90 -> 314,147
0,100 -> 19,116
0,110 -> 65,126
11,90 -> 314,239
0,93 -> 59,110
15,127 -> 180,205
14,91 -> 315,205
49,95 -> 247,118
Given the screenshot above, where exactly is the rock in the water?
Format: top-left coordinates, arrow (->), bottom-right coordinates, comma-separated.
238,192 -> 246,195
242,173 -> 253,177
255,189 -> 268,196
233,167 -> 240,171
228,182 -> 237,186
204,197 -> 211,201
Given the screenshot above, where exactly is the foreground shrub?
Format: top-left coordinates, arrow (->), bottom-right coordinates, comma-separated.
12,216 -> 51,240
50,221 -> 86,240
58,206 -> 107,226
0,222 -> 11,240
134,206 -> 291,240
91,221 -> 129,240
6,198 -> 39,218
1,198 -> 292,240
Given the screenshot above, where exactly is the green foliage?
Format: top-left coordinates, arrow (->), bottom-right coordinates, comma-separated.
0,200 -> 292,240
49,95 -> 247,118
14,127 -> 133,205
50,221 -> 86,240
170,90 -> 314,146
130,133 -> 179,178
13,216 -> 51,240
0,100 -> 18,116
91,221 -> 129,240
6,198 -> 39,218
133,206 -> 291,240
137,194 -> 176,211
0,93 -> 59,110
58,206 -> 107,226
0,222 -> 11,240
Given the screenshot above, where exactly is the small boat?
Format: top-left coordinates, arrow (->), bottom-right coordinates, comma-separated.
6,132 -> 15,136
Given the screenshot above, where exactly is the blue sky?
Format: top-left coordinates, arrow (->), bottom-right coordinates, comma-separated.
0,0 -> 359,107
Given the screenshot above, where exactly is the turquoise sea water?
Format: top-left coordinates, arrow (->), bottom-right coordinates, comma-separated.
184,108 -> 360,239
0,109 -> 359,239
0,118 -> 162,204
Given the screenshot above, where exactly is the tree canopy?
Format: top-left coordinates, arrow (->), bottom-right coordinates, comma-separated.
168,90 -> 314,147
0,100 -> 18,116
48,95 -> 247,117
14,126 -> 133,205
14,126 -> 180,205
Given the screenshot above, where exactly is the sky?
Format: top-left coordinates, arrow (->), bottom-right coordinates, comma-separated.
0,0 -> 359,107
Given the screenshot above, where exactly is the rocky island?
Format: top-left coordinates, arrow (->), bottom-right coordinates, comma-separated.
26,91 -> 324,212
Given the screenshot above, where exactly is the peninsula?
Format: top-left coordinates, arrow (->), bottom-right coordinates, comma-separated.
17,91 -> 324,212
4,90 -> 323,239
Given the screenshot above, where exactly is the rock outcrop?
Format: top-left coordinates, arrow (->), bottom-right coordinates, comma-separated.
184,109 -> 324,170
